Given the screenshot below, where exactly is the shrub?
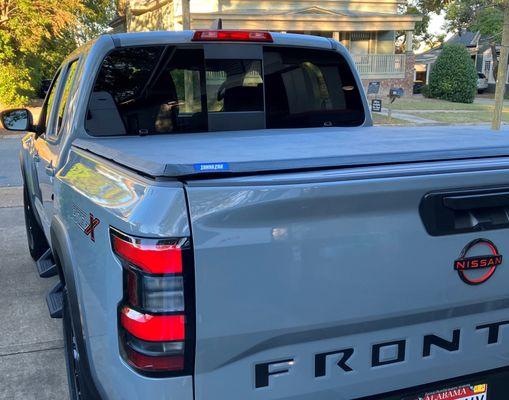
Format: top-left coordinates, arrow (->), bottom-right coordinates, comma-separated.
420,84 -> 431,98
428,44 -> 478,103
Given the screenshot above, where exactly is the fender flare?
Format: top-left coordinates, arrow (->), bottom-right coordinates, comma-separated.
50,216 -> 103,400
19,144 -> 45,230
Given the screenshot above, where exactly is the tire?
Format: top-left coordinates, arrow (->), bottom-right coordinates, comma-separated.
63,288 -> 85,400
23,184 -> 48,260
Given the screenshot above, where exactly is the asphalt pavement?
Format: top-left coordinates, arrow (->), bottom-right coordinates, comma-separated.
0,133 -> 68,399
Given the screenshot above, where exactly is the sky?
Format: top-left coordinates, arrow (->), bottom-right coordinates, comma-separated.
428,12 -> 446,36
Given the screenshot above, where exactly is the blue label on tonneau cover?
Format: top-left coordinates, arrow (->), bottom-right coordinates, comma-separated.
193,163 -> 230,172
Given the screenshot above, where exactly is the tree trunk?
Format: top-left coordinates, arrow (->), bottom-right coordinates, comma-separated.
182,0 -> 191,30
492,2 -> 509,130
491,42 -> 499,80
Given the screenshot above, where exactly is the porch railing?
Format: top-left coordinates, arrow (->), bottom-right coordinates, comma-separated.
352,54 -> 406,78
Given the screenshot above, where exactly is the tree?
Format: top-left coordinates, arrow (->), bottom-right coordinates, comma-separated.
409,0 -> 509,128
428,44 -> 478,103
0,0 -> 115,107
397,3 -> 438,51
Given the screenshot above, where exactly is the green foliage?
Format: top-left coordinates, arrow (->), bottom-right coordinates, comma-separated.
0,63 -> 34,106
471,7 -> 504,38
428,44 -> 478,103
418,0 -> 505,39
398,3 -> 438,50
444,1 -> 505,35
420,84 -> 431,98
0,0 -> 115,107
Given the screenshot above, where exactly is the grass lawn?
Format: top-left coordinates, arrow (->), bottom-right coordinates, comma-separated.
415,111 -> 509,124
371,113 -> 408,125
389,96 -> 509,112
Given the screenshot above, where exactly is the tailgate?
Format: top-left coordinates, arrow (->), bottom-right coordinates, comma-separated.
186,158 -> 509,400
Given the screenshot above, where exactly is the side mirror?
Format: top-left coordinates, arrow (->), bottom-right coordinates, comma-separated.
0,108 -> 34,132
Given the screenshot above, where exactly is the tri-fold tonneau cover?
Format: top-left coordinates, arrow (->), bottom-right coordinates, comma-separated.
73,125 -> 509,178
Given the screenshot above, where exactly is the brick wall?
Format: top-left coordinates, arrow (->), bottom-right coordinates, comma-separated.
361,53 -> 415,98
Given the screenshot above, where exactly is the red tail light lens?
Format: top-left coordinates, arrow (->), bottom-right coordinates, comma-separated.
126,347 -> 184,372
111,228 -> 194,376
120,307 -> 185,342
192,30 -> 273,42
112,232 -> 184,274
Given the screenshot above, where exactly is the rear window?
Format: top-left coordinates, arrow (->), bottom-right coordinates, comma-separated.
264,47 -> 364,128
85,44 -> 364,136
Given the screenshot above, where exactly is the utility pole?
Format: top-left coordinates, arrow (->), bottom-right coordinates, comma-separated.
182,0 -> 193,112
492,1 -> 509,130
182,0 -> 191,30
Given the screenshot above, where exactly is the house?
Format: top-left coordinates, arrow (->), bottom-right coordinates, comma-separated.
111,0 -> 422,96
415,30 -> 484,86
480,45 -> 509,92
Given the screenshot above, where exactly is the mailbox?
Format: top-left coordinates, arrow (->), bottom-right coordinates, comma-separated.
389,87 -> 404,99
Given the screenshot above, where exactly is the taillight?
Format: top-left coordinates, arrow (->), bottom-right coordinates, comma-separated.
192,30 -> 273,42
111,228 -> 194,375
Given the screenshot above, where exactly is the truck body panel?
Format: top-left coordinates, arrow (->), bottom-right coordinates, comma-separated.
74,125 -> 509,178
185,161 -> 509,399
55,148 -> 193,399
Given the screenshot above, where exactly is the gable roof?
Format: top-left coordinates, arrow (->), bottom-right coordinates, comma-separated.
447,29 -> 481,47
287,6 -> 344,16
416,29 -> 481,64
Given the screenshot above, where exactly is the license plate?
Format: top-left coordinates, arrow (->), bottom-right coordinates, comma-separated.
405,383 -> 488,400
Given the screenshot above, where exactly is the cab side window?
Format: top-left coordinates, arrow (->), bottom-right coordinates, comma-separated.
50,60 -> 79,138
41,70 -> 62,134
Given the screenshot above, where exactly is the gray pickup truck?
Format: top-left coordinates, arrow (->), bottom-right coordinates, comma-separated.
2,30 -> 509,400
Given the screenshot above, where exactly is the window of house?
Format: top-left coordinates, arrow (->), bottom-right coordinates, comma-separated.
349,32 -> 375,54
484,60 -> 492,76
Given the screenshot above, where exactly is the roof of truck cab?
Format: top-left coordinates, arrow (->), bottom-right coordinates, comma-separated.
73,125 -> 509,179
107,30 -> 334,49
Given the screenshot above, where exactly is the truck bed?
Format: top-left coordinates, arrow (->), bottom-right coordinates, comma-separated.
73,125 -> 509,178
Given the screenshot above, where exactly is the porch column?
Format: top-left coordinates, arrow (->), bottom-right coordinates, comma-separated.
404,30 -> 415,97
405,30 -> 414,53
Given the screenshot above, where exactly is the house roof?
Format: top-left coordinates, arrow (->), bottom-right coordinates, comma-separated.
447,30 -> 481,47
415,29 -> 480,64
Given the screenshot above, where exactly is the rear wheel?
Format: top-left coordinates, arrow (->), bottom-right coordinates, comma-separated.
23,185 -> 48,260
63,289 -> 84,400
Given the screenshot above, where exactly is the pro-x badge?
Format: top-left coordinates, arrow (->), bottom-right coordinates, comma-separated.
72,204 -> 100,242
454,239 -> 502,285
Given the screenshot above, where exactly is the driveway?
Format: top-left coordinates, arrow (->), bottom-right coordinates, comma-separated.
0,134 -> 68,400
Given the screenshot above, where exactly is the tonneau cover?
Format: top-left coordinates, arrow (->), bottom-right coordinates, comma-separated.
73,125 -> 509,178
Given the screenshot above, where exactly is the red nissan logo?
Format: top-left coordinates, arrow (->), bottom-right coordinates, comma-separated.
454,239 -> 503,285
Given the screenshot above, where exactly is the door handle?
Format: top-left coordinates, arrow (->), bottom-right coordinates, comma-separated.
45,164 -> 55,177
421,187 -> 509,236
443,192 -> 509,210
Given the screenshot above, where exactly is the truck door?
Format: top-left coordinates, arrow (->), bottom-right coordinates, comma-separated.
34,59 -> 79,235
